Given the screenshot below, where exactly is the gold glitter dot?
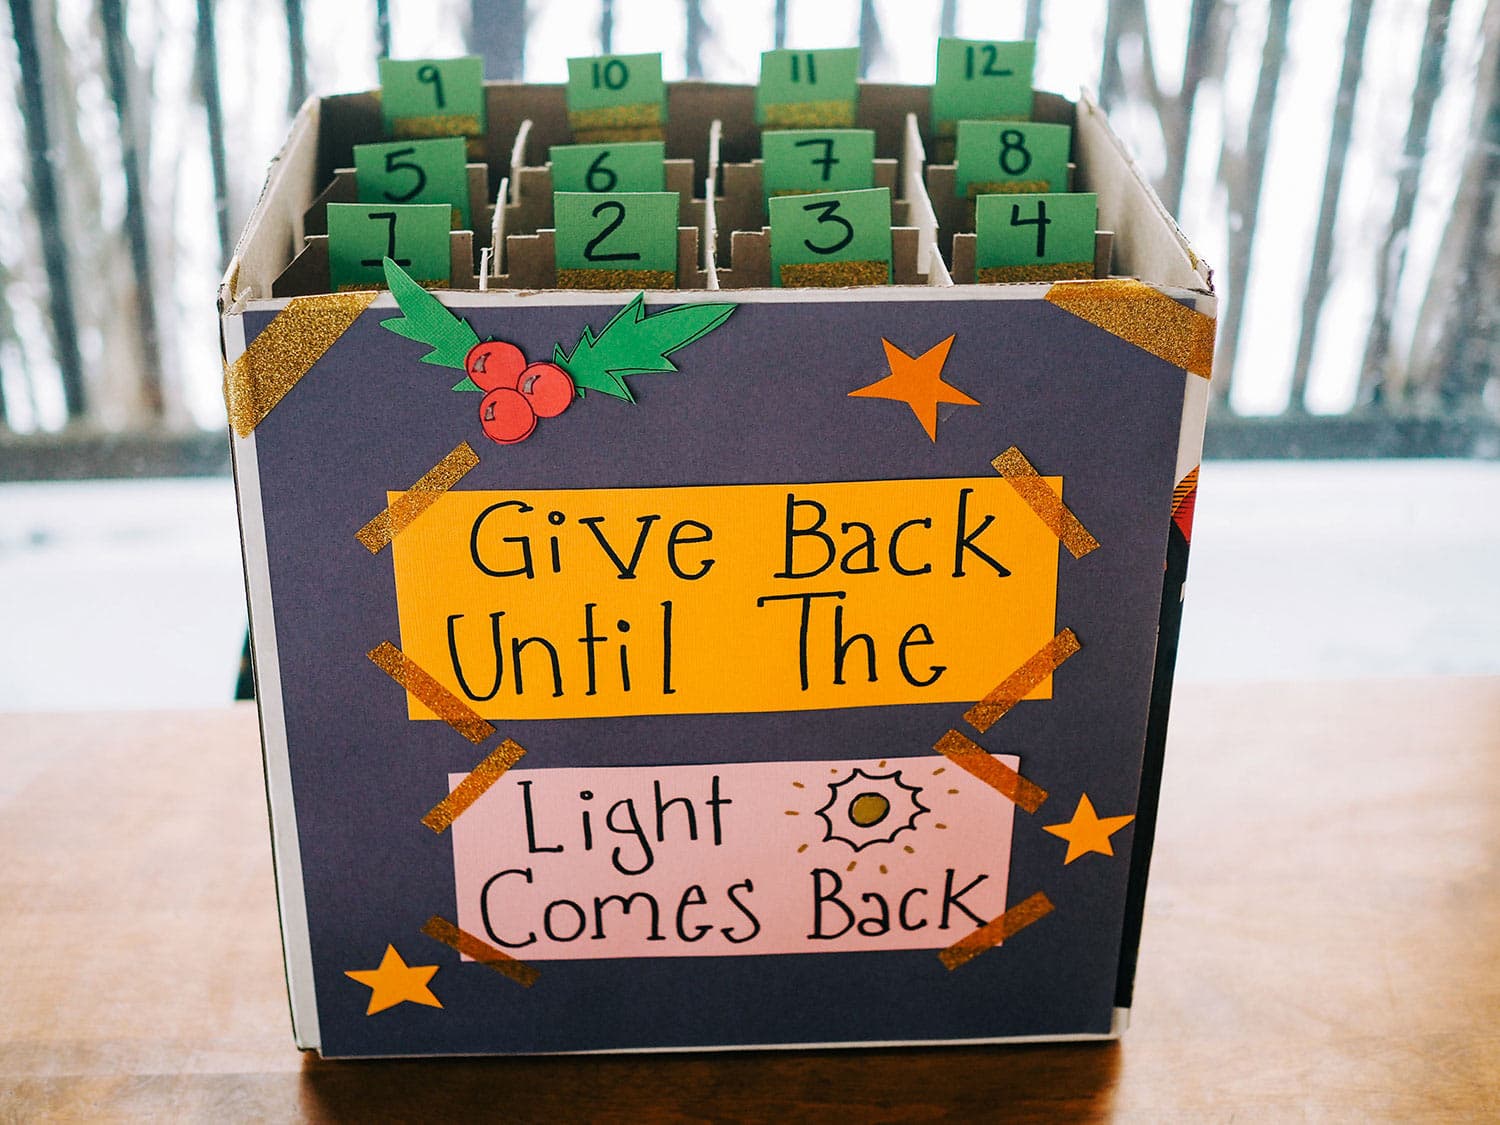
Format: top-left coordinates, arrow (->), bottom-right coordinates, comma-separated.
848,793 -> 891,828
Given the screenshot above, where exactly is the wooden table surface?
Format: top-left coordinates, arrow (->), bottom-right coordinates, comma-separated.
2,678 -> 1498,1121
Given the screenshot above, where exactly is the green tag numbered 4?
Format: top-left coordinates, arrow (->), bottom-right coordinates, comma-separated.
549,142 -> 666,194
932,38 -> 1035,136
768,187 -> 892,288
566,53 -> 666,142
955,121 -> 1070,199
327,203 -> 452,290
756,47 -> 860,128
974,192 -> 1096,283
553,191 -> 678,289
377,57 -> 486,145
762,129 -> 876,198
353,137 -> 471,229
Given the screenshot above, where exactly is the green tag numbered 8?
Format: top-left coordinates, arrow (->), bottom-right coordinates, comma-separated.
756,47 -> 860,128
353,137 -> 471,229
932,38 -> 1035,136
974,192 -> 1096,283
768,187 -> 892,288
566,53 -> 666,142
554,191 -> 679,289
327,203 -> 451,290
762,129 -> 876,198
954,121 -> 1071,199
377,56 -> 486,145
549,142 -> 666,194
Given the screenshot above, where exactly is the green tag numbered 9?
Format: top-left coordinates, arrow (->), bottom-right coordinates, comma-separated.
327,203 -> 452,291
974,192 -> 1096,283
768,187 -> 892,288
377,56 -> 486,147
566,53 -> 666,142
549,142 -> 666,194
756,47 -> 860,128
554,191 -> 679,289
955,121 -> 1070,199
762,129 -> 876,198
353,137 -> 471,229
932,38 -> 1035,137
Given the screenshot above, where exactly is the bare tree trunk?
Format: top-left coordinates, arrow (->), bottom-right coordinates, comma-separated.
194,0 -> 232,271
858,0 -> 883,79
470,0 -> 526,79
284,0 -> 307,114
376,0 -> 391,57
684,0 -> 706,78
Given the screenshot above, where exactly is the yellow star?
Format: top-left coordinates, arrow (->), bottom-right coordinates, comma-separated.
344,944 -> 443,1015
1042,794 -> 1136,864
847,334 -> 980,441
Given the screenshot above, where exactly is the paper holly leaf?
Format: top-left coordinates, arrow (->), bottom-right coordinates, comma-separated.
379,257 -> 482,390
552,294 -> 735,403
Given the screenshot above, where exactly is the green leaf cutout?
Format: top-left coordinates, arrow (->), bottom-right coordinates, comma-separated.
552,294 -> 736,403
379,257 -> 480,388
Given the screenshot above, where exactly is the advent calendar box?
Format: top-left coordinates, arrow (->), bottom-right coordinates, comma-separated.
221,76 -> 1213,1058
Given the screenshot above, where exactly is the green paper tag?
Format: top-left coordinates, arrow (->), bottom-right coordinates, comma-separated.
755,47 -> 860,127
955,121 -> 1070,199
565,53 -> 666,137
932,38 -> 1035,135
353,137 -> 471,229
762,129 -> 876,198
327,203 -> 452,290
974,192 -> 1096,278
554,191 -> 679,280
377,56 -> 486,141
768,187 -> 892,288
549,142 -> 666,193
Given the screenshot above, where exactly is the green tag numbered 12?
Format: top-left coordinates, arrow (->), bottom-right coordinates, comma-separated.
353,137 -> 471,229
549,142 -> 666,194
762,129 -> 876,198
377,57 -> 486,147
974,192 -> 1096,283
327,203 -> 452,290
955,121 -> 1071,199
768,187 -> 892,288
756,47 -> 860,128
566,53 -> 666,142
553,191 -> 679,289
932,38 -> 1035,136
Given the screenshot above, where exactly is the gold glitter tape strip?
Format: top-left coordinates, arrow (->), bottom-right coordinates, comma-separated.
421,915 -> 540,988
1172,466 -> 1200,517
763,100 -> 857,128
977,262 -> 1093,284
939,891 -> 1054,971
992,446 -> 1101,559
779,260 -> 890,288
366,641 -> 496,745
572,125 -> 666,144
933,729 -> 1048,813
569,104 -> 663,144
556,268 -> 676,291
355,441 -> 481,555
966,180 -> 1054,198
422,738 -> 527,834
1045,277 -> 1215,380
964,628 -> 1082,734
392,114 -> 482,139
224,291 -> 378,437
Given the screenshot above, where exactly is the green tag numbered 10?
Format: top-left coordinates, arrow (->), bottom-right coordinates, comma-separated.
327,203 -> 451,291
974,192 -> 1096,283
756,47 -> 860,128
566,53 -> 666,142
377,57 -> 486,145
549,142 -> 666,194
955,121 -> 1071,199
932,38 -> 1035,136
768,187 -> 892,288
762,130 -> 876,198
553,191 -> 679,289
353,138 -> 471,229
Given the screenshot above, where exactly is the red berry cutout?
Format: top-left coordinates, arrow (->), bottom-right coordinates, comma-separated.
465,340 -> 526,391
478,387 -> 536,444
517,361 -> 576,418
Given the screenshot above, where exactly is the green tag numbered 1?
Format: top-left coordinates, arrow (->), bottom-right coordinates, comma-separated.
377,57 -> 486,144
932,38 -> 1035,136
768,187 -> 892,288
327,203 -> 452,290
553,191 -> 679,289
974,192 -> 1096,283
955,121 -> 1070,199
756,47 -> 860,128
353,137 -> 471,229
549,142 -> 666,194
566,53 -> 666,142
762,129 -> 876,198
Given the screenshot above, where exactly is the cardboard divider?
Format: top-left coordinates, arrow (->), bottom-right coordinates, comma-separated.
271,231 -> 477,297
716,225 -> 926,289
502,158 -> 703,241
711,159 -> 899,262
949,230 -> 1114,285
302,164 -> 492,240
493,226 -> 706,290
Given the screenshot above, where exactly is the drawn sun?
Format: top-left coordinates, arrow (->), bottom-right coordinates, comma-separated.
815,767 -> 929,852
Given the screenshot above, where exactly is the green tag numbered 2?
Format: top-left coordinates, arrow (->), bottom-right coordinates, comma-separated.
553,191 -> 679,289
377,56 -> 486,145
762,129 -> 876,198
549,142 -> 666,194
932,38 -> 1035,136
756,47 -> 860,128
327,203 -> 451,290
566,53 -> 666,142
768,187 -> 892,288
974,192 -> 1096,283
955,121 -> 1070,199
353,137 -> 471,229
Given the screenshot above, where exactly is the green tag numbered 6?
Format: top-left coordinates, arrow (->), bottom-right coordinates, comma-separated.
756,47 -> 860,128
549,142 -> 666,194
974,192 -> 1096,283
932,38 -> 1035,136
762,129 -> 876,198
768,187 -> 892,288
955,121 -> 1070,199
327,203 -> 451,290
353,137 -> 471,229
553,191 -> 679,289
566,53 -> 666,142
377,56 -> 486,145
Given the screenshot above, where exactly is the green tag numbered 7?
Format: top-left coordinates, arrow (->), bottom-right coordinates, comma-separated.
327,203 -> 451,290
974,192 -> 1096,283
932,38 -> 1035,137
756,47 -> 860,128
549,142 -> 666,194
769,187 -> 892,288
353,137 -> 471,229
566,53 -> 666,142
377,56 -> 486,147
554,191 -> 679,289
762,130 -> 876,198
955,121 -> 1070,199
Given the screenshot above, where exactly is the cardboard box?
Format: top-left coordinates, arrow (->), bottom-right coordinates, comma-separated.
222,79 -> 1214,1058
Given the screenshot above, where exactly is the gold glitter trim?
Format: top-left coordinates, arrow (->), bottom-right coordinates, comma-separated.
422,739 -> 527,834
367,640 -> 496,745
991,446 -> 1101,558
572,125 -> 666,144
556,268 -> 676,290
977,261 -> 1093,284
779,259 -> 890,288
392,113 -> 482,139
1045,278 -> 1216,380
355,441 -> 481,554
224,291 -> 377,438
1172,465 -> 1199,517
569,104 -> 663,143
939,891 -> 1054,971
933,729 -> 1048,813
421,916 -> 540,988
964,628 -> 1082,734
965,180 -> 1053,199
763,100 -> 857,128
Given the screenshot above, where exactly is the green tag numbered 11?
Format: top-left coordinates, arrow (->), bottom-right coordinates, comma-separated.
549,142 -> 666,194
768,187 -> 892,288
377,56 -> 486,145
932,38 -> 1035,136
954,121 -> 1071,199
762,130 -> 876,198
974,192 -> 1096,283
553,191 -> 679,289
566,53 -> 666,142
353,137 -> 471,229
327,203 -> 451,290
756,47 -> 860,128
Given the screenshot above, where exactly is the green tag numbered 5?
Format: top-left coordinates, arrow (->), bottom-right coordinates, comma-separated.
566,53 -> 666,142
549,142 -> 666,194
553,191 -> 679,289
762,129 -> 876,198
756,47 -> 860,128
327,203 -> 452,290
955,121 -> 1070,199
932,38 -> 1035,136
768,187 -> 892,288
353,137 -> 471,229
377,56 -> 486,145
974,192 -> 1096,283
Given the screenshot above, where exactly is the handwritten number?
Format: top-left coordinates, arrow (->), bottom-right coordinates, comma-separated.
801,199 -> 854,255
381,147 -> 427,202
417,64 -> 446,109
585,151 -> 618,192
998,129 -> 1032,176
790,52 -> 817,84
1009,200 -> 1051,258
963,44 -> 1014,80
591,58 -> 630,90
583,200 -> 641,262
361,211 -> 410,267
794,137 -> 838,182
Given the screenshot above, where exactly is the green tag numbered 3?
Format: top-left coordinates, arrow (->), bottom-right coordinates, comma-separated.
932,38 -> 1035,136
768,187 -> 892,288
353,137 -> 471,229
553,191 -> 679,289
377,56 -> 486,146
756,47 -> 860,128
327,203 -> 452,290
549,142 -> 666,194
974,192 -> 1096,283
762,129 -> 876,198
955,121 -> 1070,199
566,53 -> 666,142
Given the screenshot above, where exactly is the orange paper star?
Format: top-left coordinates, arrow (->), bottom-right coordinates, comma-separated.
1042,794 -> 1136,864
847,334 -> 979,441
344,944 -> 443,1015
